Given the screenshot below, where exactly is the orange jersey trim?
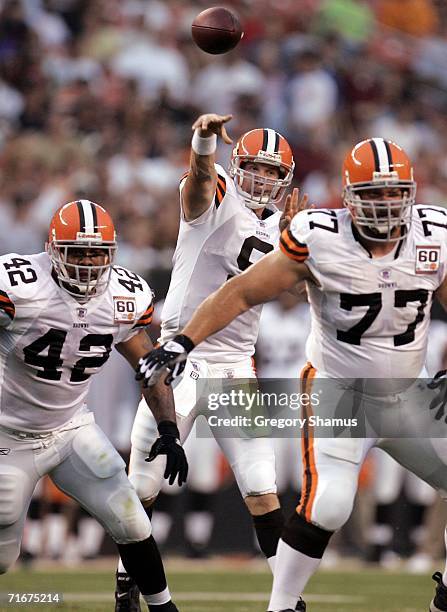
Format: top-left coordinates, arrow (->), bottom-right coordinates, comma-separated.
280,228 -> 309,262
214,174 -> 227,209
0,290 -> 15,320
133,304 -> 154,328
296,362 -> 318,523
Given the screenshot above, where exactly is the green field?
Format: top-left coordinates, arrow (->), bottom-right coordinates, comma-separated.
0,561 -> 437,612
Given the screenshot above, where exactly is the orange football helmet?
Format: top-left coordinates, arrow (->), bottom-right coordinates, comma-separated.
343,138 -> 416,242
229,128 -> 294,209
47,200 -> 117,300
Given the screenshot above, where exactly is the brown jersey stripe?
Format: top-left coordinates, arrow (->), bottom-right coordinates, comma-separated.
279,241 -> 308,262
134,304 -> 154,327
136,313 -> 153,324
0,293 -> 14,306
141,305 -> 154,316
284,228 -> 307,250
280,236 -> 309,260
281,232 -> 309,254
215,174 -> 227,209
135,314 -> 153,324
134,319 -> 153,328
0,304 -> 15,319
133,316 -> 153,328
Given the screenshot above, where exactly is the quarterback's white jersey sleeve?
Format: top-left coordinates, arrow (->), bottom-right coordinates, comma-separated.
179,163 -> 228,226
161,164 -> 281,363
283,207 -> 447,380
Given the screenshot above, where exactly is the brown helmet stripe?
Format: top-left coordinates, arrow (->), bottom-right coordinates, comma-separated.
274,131 -> 280,153
76,200 -> 85,232
369,139 -> 380,172
384,139 -> 393,168
262,128 -> 268,151
91,202 -> 98,232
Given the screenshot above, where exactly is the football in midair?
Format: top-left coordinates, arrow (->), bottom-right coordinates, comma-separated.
191,7 -> 243,55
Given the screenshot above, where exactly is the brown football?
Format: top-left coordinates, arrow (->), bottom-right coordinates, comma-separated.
191,7 -> 243,55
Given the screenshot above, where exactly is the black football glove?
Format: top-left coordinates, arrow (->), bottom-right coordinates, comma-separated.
146,420 -> 188,486
135,334 -> 195,387
427,369 -> 447,423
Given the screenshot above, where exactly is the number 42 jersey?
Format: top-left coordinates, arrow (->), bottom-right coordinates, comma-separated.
280,205 -> 447,379
0,253 -> 154,432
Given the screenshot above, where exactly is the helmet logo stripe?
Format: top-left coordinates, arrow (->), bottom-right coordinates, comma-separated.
265,128 -> 276,154
371,138 -> 390,173
80,199 -> 95,233
76,200 -> 86,232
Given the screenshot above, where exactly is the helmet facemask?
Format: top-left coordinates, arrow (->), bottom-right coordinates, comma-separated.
344,176 -> 416,242
230,156 -> 293,210
48,239 -> 117,302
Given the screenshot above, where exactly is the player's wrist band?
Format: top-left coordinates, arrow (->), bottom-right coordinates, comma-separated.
192,129 -> 217,155
173,333 -> 195,354
158,420 -> 180,438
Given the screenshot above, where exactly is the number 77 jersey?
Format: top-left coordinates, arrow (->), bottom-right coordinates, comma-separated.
0,252 -> 154,432
280,205 -> 447,379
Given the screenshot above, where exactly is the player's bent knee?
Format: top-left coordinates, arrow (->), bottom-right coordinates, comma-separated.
237,460 -> 277,497
107,485 -> 152,544
128,450 -> 165,502
245,493 -> 279,515
0,470 -> 27,526
312,482 -> 355,531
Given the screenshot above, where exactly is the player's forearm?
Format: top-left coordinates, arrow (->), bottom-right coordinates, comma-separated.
181,253 -> 309,347
181,278 -> 249,346
142,382 -> 177,424
182,144 -> 217,220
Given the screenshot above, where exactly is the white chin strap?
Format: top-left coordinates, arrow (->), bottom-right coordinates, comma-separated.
240,189 -> 270,209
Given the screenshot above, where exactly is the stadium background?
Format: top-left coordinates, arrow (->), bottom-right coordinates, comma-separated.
2,0 -> 447,571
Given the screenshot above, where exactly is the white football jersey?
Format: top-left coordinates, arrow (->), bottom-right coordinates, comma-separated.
281,206 -> 447,379
256,301 -> 311,378
161,163 -> 281,363
0,252 -> 153,431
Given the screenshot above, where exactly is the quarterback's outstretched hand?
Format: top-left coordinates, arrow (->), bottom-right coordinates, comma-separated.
146,421 -> 188,486
192,113 -> 233,144
279,187 -> 312,232
136,334 -> 195,387
428,369 -> 447,423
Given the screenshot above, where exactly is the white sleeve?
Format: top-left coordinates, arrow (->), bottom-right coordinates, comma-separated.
178,164 -> 228,226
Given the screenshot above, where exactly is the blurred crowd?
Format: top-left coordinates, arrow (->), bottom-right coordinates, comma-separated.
2,0 -> 447,293
4,0 -> 447,567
